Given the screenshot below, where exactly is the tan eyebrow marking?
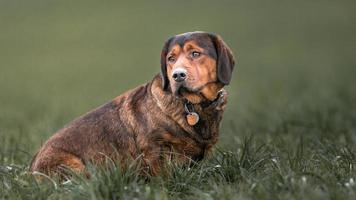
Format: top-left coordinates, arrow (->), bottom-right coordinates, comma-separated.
183,41 -> 205,52
168,44 -> 181,56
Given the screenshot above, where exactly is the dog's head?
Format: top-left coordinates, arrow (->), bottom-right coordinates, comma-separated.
160,31 -> 235,103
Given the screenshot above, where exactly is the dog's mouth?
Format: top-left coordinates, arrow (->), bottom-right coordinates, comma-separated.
174,84 -> 200,97
176,87 -> 189,97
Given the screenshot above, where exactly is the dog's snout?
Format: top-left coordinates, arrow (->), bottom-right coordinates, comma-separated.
172,68 -> 187,82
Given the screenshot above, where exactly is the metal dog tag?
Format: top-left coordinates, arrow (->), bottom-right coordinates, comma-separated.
186,112 -> 199,126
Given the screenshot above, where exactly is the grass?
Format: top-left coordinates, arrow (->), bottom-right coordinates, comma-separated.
1,136 -> 356,199
1,0 -> 356,199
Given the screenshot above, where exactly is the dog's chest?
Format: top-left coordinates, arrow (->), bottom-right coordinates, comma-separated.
159,130 -> 216,162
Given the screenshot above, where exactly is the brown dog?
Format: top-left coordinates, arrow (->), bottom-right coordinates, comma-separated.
29,31 -> 235,176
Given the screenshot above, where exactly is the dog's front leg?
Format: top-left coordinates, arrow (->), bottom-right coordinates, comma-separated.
194,90 -> 228,140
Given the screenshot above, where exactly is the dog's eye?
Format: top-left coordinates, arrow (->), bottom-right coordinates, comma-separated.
167,56 -> 176,63
191,51 -> 201,58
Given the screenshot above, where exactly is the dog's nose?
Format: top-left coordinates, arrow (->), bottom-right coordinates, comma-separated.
172,68 -> 187,82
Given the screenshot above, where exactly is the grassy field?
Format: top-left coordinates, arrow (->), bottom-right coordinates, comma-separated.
1,0 -> 356,199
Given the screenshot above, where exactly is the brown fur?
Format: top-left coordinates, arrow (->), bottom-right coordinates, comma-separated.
30,31 -> 235,177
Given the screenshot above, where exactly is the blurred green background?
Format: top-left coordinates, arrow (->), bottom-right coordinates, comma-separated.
0,0 -> 355,164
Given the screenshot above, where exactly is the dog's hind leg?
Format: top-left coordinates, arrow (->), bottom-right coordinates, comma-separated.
30,148 -> 85,178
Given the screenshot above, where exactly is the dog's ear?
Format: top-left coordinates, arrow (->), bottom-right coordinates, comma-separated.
160,36 -> 174,91
209,33 -> 235,85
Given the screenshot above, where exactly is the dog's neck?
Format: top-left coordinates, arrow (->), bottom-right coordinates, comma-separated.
150,74 -> 225,142
150,75 -> 186,113
150,75 -> 196,133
